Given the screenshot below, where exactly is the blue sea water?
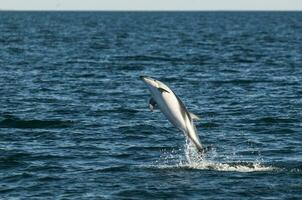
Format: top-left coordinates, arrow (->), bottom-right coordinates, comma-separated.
0,11 -> 301,199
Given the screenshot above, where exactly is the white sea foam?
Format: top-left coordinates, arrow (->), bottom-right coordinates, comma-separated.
155,161 -> 275,172
151,140 -> 276,173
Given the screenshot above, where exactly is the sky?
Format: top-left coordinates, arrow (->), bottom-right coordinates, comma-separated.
0,0 -> 302,11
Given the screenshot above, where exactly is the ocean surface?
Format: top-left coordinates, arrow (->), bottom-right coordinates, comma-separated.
0,11 -> 301,199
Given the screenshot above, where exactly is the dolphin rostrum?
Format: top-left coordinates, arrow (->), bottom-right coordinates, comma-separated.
140,76 -> 205,153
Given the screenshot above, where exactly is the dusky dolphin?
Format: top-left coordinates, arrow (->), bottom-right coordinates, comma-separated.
140,76 -> 205,154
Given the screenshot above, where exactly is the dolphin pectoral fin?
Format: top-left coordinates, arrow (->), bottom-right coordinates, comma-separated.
158,87 -> 170,94
189,112 -> 201,121
149,97 -> 157,112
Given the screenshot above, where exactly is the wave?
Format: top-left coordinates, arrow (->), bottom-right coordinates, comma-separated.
0,115 -> 73,129
112,55 -> 184,62
244,117 -> 300,124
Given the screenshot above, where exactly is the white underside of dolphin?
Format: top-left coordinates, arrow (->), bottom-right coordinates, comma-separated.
140,76 -> 204,153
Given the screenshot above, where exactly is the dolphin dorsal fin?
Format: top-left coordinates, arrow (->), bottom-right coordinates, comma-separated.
189,112 -> 201,121
149,97 -> 157,112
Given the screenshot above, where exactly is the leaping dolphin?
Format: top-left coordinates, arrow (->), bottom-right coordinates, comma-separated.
140,76 -> 205,154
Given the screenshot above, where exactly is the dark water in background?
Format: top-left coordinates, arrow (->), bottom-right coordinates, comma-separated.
0,11 -> 301,199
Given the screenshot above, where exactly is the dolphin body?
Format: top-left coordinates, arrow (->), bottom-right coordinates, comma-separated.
140,76 -> 205,153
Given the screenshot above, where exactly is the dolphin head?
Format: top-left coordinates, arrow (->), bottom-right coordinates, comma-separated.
140,76 -> 171,95
140,76 -> 158,88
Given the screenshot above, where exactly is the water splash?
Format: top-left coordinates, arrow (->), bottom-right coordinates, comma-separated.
153,140 -> 275,173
